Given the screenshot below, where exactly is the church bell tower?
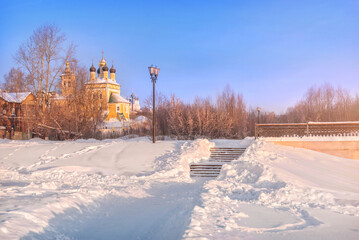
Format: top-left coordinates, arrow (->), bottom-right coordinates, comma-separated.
61,61 -> 76,96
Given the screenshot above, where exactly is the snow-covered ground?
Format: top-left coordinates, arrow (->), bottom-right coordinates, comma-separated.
1,137 -> 359,239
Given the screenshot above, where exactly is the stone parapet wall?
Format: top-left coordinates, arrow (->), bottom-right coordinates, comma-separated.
270,141 -> 359,160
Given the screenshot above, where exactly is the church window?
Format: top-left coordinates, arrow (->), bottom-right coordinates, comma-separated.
99,93 -> 102,99
117,106 -> 120,112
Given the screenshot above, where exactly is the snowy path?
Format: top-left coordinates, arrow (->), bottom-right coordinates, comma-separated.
23,180 -> 206,240
0,138 -> 215,239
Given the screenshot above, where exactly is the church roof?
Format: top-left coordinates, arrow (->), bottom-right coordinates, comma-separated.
90,64 -> 96,72
109,93 -> 130,103
110,65 -> 116,73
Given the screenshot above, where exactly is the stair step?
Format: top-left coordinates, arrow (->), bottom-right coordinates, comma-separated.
190,175 -> 220,177
211,148 -> 246,150
211,150 -> 245,152
211,156 -> 242,158
210,153 -> 243,155
211,153 -> 244,155
209,159 -> 238,161
210,147 -> 246,149
190,165 -> 222,169
210,152 -> 244,154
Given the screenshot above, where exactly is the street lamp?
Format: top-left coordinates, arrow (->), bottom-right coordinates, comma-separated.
257,107 -> 261,124
148,65 -> 160,143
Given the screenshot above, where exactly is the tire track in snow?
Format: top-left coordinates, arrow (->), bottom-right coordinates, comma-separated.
24,143 -> 113,172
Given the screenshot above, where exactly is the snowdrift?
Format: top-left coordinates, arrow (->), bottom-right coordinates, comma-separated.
184,140 -> 359,239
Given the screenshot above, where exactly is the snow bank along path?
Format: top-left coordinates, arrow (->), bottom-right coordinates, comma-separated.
0,137 -> 219,239
184,139 -> 359,239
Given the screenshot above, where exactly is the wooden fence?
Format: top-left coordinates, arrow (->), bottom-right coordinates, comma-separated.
255,122 -> 359,138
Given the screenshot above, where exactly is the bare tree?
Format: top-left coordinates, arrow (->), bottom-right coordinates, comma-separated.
31,62 -> 104,140
142,86 -> 248,139
2,68 -> 29,92
14,24 -> 75,109
10,24 -> 76,137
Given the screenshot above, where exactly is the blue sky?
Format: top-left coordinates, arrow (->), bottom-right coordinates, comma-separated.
1,0 -> 359,113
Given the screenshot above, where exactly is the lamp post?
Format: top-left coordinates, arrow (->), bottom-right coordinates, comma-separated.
257,107 -> 261,124
148,65 -> 160,143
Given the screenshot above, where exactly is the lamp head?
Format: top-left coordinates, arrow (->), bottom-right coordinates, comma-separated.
154,67 -> 160,77
148,65 -> 155,77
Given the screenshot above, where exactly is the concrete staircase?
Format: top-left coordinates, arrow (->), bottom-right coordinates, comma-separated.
190,147 -> 246,177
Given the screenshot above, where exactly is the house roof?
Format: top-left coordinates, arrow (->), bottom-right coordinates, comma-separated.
109,93 -> 130,103
0,91 -> 32,103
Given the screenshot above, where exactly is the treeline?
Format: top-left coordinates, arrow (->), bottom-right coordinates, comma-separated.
251,84 -> 359,124
141,86 -> 247,139
140,83 -> 359,139
280,84 -> 359,123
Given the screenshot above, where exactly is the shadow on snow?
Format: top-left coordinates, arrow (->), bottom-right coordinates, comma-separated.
22,180 -> 207,240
